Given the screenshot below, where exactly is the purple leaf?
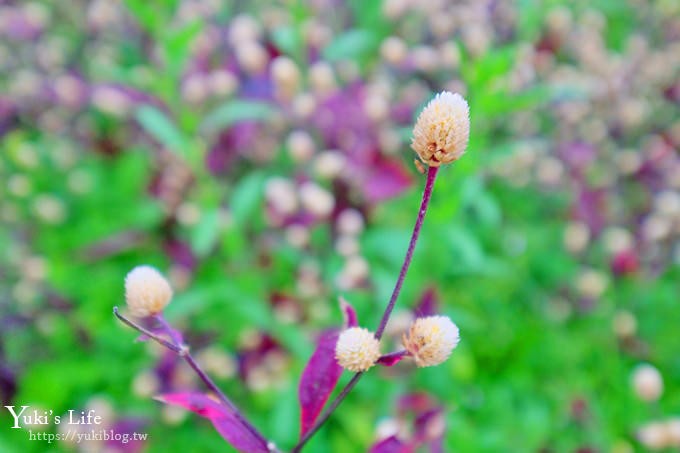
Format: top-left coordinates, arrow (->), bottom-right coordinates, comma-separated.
377,351 -> 408,367
397,393 -> 435,415
156,393 -> 269,453
414,287 -> 438,317
339,296 -> 358,328
370,435 -> 413,453
428,438 -> 445,453
557,141 -> 596,172
413,408 -> 445,444
106,418 -> 147,453
573,188 -> 606,235
360,157 -> 413,203
163,238 -> 197,271
298,329 -> 343,438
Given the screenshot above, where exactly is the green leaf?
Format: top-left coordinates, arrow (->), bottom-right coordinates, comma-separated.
124,0 -> 161,34
230,171 -> 266,226
135,105 -> 187,156
271,26 -> 302,58
322,29 -> 378,62
201,100 -> 277,133
445,226 -> 486,274
163,20 -> 203,77
270,385 -> 299,447
362,227 -> 410,269
190,209 -> 220,257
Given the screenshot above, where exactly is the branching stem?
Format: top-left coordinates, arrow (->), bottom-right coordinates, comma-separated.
113,307 -> 271,449
292,165 -> 440,452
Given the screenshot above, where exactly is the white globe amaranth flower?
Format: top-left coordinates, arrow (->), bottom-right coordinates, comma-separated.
124,265 -> 173,317
335,327 -> 381,372
632,363 -> 663,402
411,91 -> 470,167
402,315 -> 460,367
271,56 -> 301,100
637,421 -> 670,449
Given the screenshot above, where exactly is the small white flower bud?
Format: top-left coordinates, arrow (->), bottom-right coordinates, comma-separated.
285,224 -> 310,248
411,45 -> 439,72
182,74 -> 208,104
176,202 -> 201,226
8,175 -> 31,197
602,226 -> 633,254
299,182 -> 335,218
637,422 -> 669,449
380,36 -> 408,65
411,91 -> 470,167
439,42 -> 461,69
91,86 -> 131,117
642,214 -> 671,242
236,41 -> 268,75
344,255 -> 369,282
286,130 -> 315,162
292,92 -> 316,119
564,222 -> 590,254
402,316 -> 460,367
336,208 -> 364,235
309,61 -> 337,96
265,177 -> 298,215
124,265 -> 173,317
132,370 -> 160,397
612,310 -> 637,338
364,93 -> 389,122
667,418 -> 680,446
335,235 -> 359,257
208,69 -> 238,97
162,404 -> 189,425
382,0 -> 409,19
632,364 -> 663,402
536,156 -> 564,185
313,150 -> 346,179
33,194 -> 66,224
575,268 -> 608,299
228,14 -> 261,45
335,327 -> 381,372
271,56 -> 301,101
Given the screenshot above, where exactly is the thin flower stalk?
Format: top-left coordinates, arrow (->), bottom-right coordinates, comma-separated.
292,165 -> 439,452
113,307 -> 270,448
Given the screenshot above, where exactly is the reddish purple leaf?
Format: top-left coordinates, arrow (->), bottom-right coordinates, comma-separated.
339,296 -> 358,328
377,351 -> 408,367
397,393 -> 436,415
428,439 -> 445,453
156,393 -> 269,453
370,435 -> 413,453
414,287 -> 438,317
573,188 -> 606,235
413,408 -> 445,444
557,141 -> 596,173
107,419 -> 147,453
361,158 -> 413,203
611,249 -> 638,276
298,329 -> 343,438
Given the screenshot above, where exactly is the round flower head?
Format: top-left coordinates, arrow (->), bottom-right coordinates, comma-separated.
631,363 -> 663,402
402,316 -> 460,367
124,265 -> 173,317
335,327 -> 381,372
411,91 -> 470,167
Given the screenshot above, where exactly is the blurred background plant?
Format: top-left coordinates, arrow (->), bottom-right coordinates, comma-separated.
1,0 -> 679,451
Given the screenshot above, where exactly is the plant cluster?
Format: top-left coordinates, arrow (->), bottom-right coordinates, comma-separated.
115,90 -> 469,452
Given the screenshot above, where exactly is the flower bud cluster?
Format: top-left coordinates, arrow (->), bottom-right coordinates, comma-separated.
335,315 -> 460,372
